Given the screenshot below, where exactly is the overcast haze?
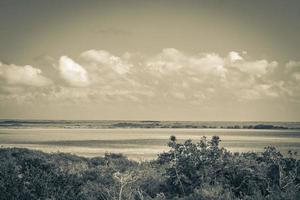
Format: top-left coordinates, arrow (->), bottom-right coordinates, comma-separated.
0,0 -> 300,121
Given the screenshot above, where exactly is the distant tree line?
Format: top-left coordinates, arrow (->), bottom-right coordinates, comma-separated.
111,123 -> 292,130
0,136 -> 299,200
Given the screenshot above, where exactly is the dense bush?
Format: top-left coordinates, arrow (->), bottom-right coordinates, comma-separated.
0,136 -> 299,199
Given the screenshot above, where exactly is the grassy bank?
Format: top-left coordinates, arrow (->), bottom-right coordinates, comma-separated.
0,136 -> 299,200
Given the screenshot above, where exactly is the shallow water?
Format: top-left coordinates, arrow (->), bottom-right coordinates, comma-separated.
0,128 -> 300,160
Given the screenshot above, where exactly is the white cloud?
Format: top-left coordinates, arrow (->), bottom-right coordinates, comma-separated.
239,84 -> 279,101
285,61 -> 300,82
81,50 -> 131,75
292,72 -> 300,81
0,62 -> 52,87
188,53 -> 226,78
146,48 -> 227,78
146,48 -> 185,73
230,59 -> 278,76
59,56 -> 90,87
1,50 -> 298,109
228,51 -> 243,62
172,92 -> 186,100
286,60 -> 300,70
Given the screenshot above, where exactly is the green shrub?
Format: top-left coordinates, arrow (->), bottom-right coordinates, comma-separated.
0,136 -> 299,200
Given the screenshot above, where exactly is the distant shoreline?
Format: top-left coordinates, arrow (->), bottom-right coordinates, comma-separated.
0,125 -> 299,130
1,128 -> 300,131
0,120 -> 300,130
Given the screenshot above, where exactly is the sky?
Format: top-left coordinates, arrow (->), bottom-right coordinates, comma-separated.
0,0 -> 300,121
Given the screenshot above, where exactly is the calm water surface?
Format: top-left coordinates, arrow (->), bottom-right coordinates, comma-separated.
1,128 -> 300,160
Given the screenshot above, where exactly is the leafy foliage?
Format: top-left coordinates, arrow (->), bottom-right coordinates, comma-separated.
0,136 -> 299,199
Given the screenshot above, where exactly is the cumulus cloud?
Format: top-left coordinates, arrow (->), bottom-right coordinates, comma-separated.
146,48 -> 185,73
239,84 -> 280,101
229,59 -> 277,76
286,60 -> 300,70
146,48 -> 227,83
142,49 -> 288,105
59,56 -> 90,87
0,62 -> 52,87
292,72 -> 300,81
285,61 -> 300,82
228,51 -> 243,62
1,50 -> 300,111
80,49 -> 131,75
149,49 -> 222,73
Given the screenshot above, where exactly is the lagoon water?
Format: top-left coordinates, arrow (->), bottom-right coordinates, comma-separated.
1,128 -> 300,160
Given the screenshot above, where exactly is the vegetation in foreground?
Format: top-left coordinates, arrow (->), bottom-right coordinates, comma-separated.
0,136 -> 299,200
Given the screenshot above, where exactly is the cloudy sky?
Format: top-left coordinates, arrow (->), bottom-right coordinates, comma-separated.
0,0 -> 300,121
